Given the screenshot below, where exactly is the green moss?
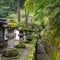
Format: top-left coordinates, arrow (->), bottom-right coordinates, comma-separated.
2,48 -> 19,57
8,23 -> 18,28
48,7 -> 60,22
27,47 -> 36,60
15,43 -> 26,48
19,27 -> 33,32
55,51 -> 60,60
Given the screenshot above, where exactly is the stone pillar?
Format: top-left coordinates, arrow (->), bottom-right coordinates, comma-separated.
23,32 -> 26,41
4,28 -> 8,40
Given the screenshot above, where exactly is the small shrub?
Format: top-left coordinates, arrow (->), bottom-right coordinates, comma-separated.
2,48 -> 19,57
15,43 -> 26,48
24,40 -> 29,43
27,37 -> 32,41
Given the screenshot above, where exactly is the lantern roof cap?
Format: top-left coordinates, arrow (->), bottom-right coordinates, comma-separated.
0,17 -> 6,24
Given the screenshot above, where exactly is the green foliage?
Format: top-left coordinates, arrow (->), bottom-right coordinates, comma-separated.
19,27 -> 33,32
8,23 -> 18,28
48,7 -> 60,22
24,0 -> 60,12
24,0 -> 60,31
7,19 -> 18,28
0,0 -> 25,17
6,12 -> 18,24
15,43 -> 26,48
0,6 -> 10,17
31,32 -> 39,39
6,9 -> 25,26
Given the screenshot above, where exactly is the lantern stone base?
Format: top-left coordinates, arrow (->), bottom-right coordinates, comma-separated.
8,39 -> 14,48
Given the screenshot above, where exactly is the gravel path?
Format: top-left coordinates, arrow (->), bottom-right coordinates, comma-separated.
19,45 -> 33,60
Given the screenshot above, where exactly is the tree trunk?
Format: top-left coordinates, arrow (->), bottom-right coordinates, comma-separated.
25,9 -> 29,28
18,0 -> 20,23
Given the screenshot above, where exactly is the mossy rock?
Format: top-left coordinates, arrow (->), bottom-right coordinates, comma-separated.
19,27 -> 33,32
8,23 -> 18,28
41,7 -> 60,60
2,48 -> 19,57
19,27 -> 27,32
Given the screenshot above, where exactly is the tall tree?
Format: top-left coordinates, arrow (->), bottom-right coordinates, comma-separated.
18,0 -> 20,23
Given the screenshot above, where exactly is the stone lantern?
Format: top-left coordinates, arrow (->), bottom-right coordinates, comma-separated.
6,22 -> 16,48
6,28 -> 15,48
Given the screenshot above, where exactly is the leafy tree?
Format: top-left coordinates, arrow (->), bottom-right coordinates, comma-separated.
0,0 -> 25,17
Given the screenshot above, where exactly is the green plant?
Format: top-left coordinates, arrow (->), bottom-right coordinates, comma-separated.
24,40 -> 29,43
31,32 -> 39,39
15,43 -> 26,48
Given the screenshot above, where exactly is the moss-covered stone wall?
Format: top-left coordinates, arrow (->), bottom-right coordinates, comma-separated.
41,8 -> 60,60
